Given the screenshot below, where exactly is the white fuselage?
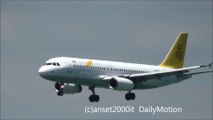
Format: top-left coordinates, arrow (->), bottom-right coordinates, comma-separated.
38,33 -> 212,102
39,57 -> 190,90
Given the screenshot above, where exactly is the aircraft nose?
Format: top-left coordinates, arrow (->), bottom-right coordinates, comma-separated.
38,66 -> 48,77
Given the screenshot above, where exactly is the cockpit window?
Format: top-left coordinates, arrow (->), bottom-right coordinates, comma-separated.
46,63 -> 52,65
44,62 -> 60,66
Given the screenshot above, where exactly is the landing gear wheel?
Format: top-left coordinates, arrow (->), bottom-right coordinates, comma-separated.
57,91 -> 64,96
89,95 -> 100,102
89,95 -> 94,102
125,93 -> 130,101
94,95 -> 100,102
125,92 -> 135,101
88,87 -> 100,102
55,82 -> 64,96
130,93 -> 135,100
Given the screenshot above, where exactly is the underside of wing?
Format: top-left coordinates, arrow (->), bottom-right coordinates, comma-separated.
128,63 -> 212,80
119,63 -> 212,89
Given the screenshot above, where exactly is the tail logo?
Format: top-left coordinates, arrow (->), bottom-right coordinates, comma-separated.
176,44 -> 183,60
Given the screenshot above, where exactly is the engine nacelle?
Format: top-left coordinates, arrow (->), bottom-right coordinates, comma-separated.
63,83 -> 82,94
55,82 -> 82,94
109,77 -> 134,91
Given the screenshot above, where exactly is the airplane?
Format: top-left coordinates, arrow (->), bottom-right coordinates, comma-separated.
38,32 -> 212,102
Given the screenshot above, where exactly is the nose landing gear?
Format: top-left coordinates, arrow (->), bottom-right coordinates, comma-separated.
55,82 -> 64,96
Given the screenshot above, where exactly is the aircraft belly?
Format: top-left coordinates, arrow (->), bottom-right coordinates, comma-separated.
45,74 -> 109,88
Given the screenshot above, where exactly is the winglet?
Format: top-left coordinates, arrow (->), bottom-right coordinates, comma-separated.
159,32 -> 188,69
208,62 -> 212,68
200,62 -> 213,68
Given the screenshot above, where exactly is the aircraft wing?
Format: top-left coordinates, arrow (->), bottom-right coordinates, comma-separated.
123,63 -> 212,82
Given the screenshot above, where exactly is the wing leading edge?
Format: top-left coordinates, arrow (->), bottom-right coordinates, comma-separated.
123,63 -> 212,83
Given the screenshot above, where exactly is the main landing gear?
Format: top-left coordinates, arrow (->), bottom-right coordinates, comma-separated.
125,91 -> 135,101
89,87 -> 100,102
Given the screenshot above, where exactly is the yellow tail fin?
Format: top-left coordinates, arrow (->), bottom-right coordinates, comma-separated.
159,32 -> 188,69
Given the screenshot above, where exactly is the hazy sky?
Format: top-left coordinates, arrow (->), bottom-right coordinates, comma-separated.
1,1 -> 212,119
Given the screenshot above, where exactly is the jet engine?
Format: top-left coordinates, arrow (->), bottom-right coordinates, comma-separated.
55,82 -> 82,95
109,77 -> 134,91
